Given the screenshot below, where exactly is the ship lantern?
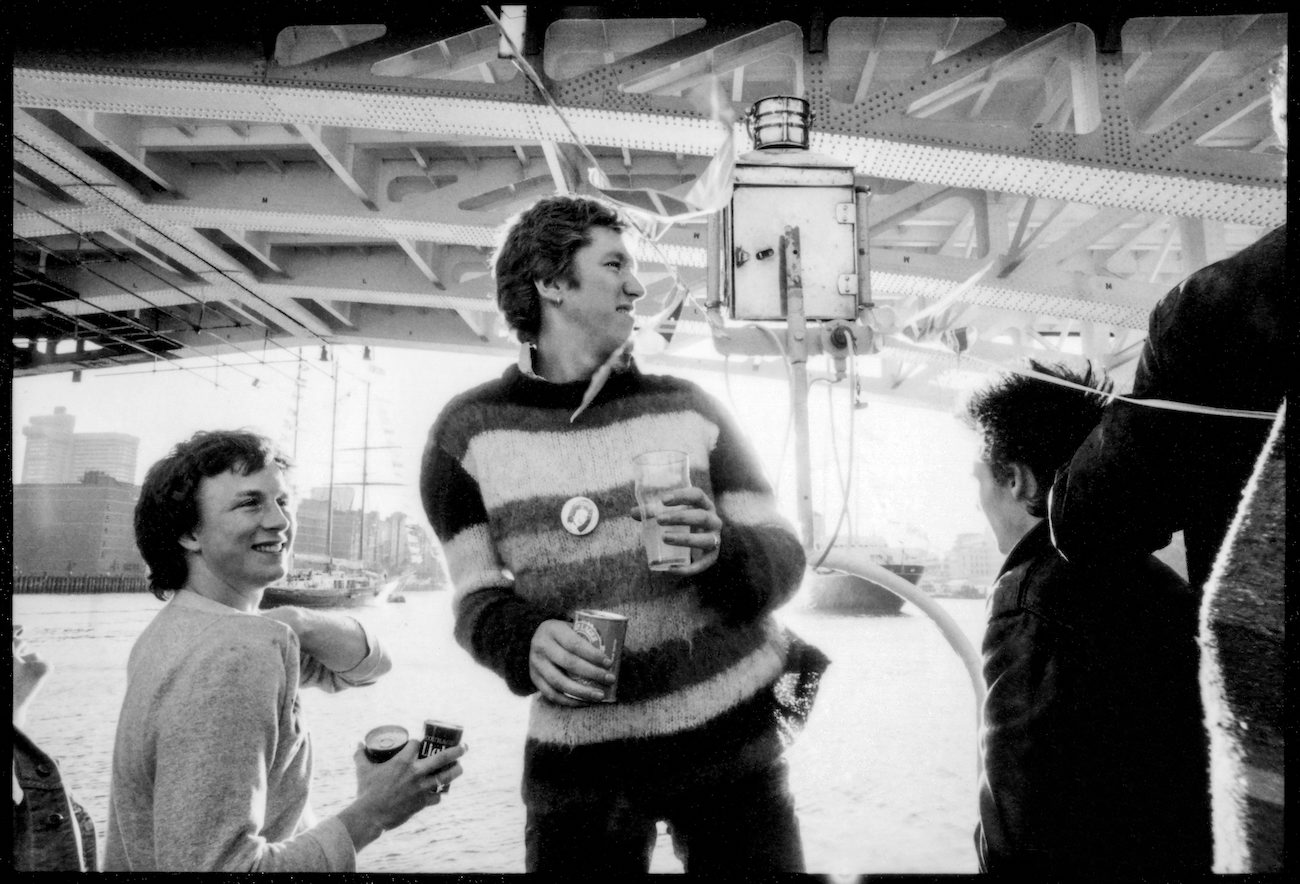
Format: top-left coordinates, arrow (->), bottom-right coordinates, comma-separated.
718,95 -> 870,324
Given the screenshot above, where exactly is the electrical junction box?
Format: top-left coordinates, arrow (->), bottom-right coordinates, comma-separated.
725,149 -> 861,322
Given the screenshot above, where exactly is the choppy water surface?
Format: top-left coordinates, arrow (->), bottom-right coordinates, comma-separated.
13,588 -> 986,874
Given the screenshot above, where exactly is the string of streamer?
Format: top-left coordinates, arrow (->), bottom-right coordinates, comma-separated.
481,5 -> 737,345
959,353 -> 1279,421
479,6 -> 1278,431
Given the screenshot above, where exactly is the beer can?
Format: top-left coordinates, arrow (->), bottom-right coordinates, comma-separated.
571,609 -> 628,703
363,724 -> 409,763
418,719 -> 464,760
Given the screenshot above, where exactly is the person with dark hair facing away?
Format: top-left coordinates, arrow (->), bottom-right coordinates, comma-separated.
963,361 -> 1212,875
104,430 -> 467,871
421,195 -> 825,876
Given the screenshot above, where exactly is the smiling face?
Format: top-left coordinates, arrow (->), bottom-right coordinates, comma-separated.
179,464 -> 294,609
540,225 -> 645,366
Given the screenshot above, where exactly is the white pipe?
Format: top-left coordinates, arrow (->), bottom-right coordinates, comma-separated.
816,548 -> 986,774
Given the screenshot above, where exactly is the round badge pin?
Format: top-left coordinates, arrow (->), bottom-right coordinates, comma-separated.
560,496 -> 599,536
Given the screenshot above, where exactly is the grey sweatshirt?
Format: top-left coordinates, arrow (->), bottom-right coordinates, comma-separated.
104,590 -> 390,871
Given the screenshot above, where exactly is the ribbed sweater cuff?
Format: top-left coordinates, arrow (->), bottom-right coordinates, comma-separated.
312,815 -> 358,871
462,593 -> 565,696
695,524 -> 799,623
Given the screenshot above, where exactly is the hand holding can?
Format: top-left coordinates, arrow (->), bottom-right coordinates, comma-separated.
568,609 -> 628,703
350,735 -> 468,835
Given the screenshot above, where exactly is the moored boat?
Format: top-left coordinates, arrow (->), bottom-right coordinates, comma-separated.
929,579 -> 986,600
260,568 -> 392,609
805,562 -> 925,615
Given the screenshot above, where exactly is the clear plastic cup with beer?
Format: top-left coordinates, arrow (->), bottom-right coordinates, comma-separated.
632,450 -> 692,570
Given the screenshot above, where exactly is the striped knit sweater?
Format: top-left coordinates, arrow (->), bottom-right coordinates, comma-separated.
1200,406 -> 1285,872
421,360 -> 813,773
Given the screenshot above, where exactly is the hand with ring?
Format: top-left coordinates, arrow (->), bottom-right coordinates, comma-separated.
628,485 -> 723,575
342,740 -> 469,849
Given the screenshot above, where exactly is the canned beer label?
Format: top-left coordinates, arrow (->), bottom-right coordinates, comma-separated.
418,720 -> 464,759
570,610 -> 627,703
572,617 -> 604,651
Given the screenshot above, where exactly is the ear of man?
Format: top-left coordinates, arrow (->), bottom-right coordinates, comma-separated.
535,279 -> 564,306
1007,462 -> 1040,507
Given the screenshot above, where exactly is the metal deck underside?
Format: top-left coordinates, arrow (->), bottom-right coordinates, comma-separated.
10,3 -> 1287,407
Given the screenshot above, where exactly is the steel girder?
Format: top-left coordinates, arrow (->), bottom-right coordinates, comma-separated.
10,7 -> 1287,406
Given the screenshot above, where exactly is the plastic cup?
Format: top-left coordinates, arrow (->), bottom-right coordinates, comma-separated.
632,450 -> 692,570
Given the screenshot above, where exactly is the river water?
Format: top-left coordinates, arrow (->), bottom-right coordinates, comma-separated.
12,588 -> 987,874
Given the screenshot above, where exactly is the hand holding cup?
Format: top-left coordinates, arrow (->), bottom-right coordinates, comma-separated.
630,450 -> 723,575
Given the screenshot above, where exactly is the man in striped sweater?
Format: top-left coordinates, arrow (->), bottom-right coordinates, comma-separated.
421,196 -> 825,875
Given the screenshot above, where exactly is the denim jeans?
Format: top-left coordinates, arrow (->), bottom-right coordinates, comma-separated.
524,756 -> 804,875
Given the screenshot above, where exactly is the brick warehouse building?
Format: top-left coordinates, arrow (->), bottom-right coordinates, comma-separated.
12,472 -> 144,576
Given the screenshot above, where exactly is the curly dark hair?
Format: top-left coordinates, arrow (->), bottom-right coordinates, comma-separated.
492,195 -> 626,343
134,430 -> 291,600
962,359 -> 1113,517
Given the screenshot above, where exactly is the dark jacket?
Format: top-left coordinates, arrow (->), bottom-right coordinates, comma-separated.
1049,225 -> 1287,589
12,725 -> 97,872
976,522 -> 1212,876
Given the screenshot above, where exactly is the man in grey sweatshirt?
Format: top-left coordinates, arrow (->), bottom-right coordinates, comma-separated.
104,430 -> 467,871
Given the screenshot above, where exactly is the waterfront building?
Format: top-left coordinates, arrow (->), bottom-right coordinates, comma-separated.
12,472 -> 144,576
292,497 -> 362,565
71,432 -> 140,484
20,406 -> 76,484
945,531 -> 1001,587
20,408 -> 140,484
291,500 -> 423,576
364,510 -> 408,573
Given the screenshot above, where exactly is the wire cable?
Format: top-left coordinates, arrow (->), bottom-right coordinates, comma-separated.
807,360 -> 858,571
17,134 -> 322,338
16,212 -> 308,383
959,353 -> 1279,421
14,223 -> 305,387
482,5 -> 696,336
11,289 -> 243,386
14,138 -> 338,382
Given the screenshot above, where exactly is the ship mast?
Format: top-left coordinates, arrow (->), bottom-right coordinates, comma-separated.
336,358 -> 400,571
325,357 -> 339,571
291,354 -> 305,462
358,379 -> 370,564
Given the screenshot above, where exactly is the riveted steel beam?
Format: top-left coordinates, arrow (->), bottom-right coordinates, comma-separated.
10,8 -> 1287,393
15,48 -> 1283,223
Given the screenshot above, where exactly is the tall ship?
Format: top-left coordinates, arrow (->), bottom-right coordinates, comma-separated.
260,353 -> 401,610
261,566 -> 393,609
